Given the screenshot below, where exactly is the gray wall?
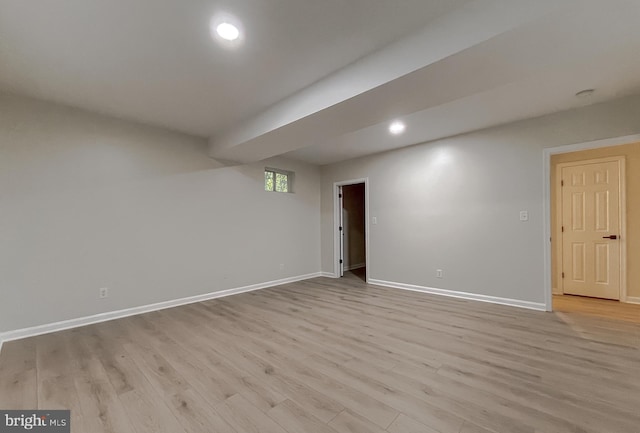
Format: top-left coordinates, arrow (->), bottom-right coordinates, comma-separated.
3,90 -> 640,332
0,93 -> 321,332
321,95 -> 640,304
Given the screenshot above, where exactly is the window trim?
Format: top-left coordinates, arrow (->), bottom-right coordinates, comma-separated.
264,167 -> 293,193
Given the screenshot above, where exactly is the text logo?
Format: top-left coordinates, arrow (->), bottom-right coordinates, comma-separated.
1,411 -> 69,433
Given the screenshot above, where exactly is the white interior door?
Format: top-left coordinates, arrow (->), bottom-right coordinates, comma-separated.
561,159 -> 622,300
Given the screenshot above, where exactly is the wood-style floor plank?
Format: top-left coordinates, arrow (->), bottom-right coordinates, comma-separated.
553,294 -> 640,324
387,413 -> 440,433
268,399 -> 340,433
1,272 -> 639,433
0,339 -> 38,410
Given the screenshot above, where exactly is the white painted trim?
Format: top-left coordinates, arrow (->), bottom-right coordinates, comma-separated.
626,297 -> 640,305
344,263 -> 366,271
554,162 -> 564,295
319,272 -> 339,278
338,185 -> 344,277
369,279 -> 547,312
0,339 -> 3,356
333,178 -> 370,283
0,273 -> 323,347
543,133 -> 640,312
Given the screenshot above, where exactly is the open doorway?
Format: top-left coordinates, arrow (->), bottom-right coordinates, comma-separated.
546,139 -> 640,318
335,179 -> 369,282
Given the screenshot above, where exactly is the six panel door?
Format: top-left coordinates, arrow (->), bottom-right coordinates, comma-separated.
561,161 -> 621,300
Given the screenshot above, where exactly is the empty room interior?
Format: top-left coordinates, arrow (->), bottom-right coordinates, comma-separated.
1,0 -> 640,432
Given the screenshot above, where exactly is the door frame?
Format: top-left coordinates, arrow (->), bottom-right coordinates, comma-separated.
333,178 -> 370,282
554,156 -> 627,300
338,185 -> 344,277
543,134 -> 640,311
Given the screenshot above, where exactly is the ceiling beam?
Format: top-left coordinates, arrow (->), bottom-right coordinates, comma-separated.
209,0 -> 577,163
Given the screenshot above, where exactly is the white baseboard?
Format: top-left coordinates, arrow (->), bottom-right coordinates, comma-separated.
0,272 -> 323,350
368,279 -> 546,311
319,272 -> 339,278
344,263 -> 365,271
626,296 -> 640,305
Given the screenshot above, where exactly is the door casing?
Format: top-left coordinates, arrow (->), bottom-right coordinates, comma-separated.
544,135 -> 638,311
333,178 -> 369,281
338,185 -> 344,277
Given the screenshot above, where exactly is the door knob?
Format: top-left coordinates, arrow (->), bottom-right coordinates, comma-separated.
602,235 -> 618,240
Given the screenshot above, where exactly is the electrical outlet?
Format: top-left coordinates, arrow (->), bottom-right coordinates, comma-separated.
436,269 -> 443,278
99,287 -> 109,299
279,263 -> 285,270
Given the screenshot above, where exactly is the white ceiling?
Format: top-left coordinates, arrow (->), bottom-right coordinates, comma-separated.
285,0 -> 640,164
2,0 -> 640,166
0,0 -> 470,136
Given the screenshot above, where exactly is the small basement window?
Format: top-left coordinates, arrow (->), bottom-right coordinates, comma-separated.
265,168 -> 292,193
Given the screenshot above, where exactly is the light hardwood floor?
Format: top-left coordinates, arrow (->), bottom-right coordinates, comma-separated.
553,294 -> 640,324
1,274 -> 639,433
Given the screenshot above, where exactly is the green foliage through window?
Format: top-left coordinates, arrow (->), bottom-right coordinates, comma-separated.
265,169 -> 290,193
265,171 -> 274,191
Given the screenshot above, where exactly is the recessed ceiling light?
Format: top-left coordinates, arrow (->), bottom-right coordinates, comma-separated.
216,22 -> 240,41
389,121 -> 406,135
575,89 -> 595,98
